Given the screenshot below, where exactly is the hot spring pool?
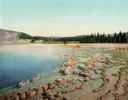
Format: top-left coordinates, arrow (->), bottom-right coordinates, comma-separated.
0,44 -> 64,89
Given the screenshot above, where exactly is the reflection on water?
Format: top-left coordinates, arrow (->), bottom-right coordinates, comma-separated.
0,44 -> 64,89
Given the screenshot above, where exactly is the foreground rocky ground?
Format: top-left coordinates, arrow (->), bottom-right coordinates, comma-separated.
0,44 -> 128,100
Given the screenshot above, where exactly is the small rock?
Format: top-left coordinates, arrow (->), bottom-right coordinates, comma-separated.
35,86 -> 43,94
17,91 -> 26,99
63,96 -> 69,100
45,89 -> 53,97
55,91 -> 62,97
26,89 -> 36,97
84,77 -> 91,81
42,84 -> 48,91
31,74 -> 41,82
16,80 -> 30,88
63,67 -> 72,75
48,95 -> 54,100
11,93 -> 19,100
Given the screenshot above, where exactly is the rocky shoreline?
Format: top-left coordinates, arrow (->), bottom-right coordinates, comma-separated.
0,45 -> 128,100
16,74 -> 41,88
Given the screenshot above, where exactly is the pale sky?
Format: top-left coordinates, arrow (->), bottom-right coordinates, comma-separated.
0,0 -> 128,36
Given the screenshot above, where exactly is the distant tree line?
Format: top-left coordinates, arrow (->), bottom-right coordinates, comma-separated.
22,31 -> 128,43
18,33 -> 33,39
78,31 -> 128,43
40,31 -> 128,43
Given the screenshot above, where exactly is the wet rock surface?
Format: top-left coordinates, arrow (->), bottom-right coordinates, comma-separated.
31,74 -> 41,83
16,80 -> 30,88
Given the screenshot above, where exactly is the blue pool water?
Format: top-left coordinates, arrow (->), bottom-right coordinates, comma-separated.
0,44 -> 64,89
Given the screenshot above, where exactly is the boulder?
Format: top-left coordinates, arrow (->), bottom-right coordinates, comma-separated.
63,96 -> 69,100
48,83 -> 56,90
73,70 -> 80,75
54,91 -> 62,97
17,91 -> 26,99
45,89 -> 53,97
63,67 -> 72,75
64,58 -> 76,66
84,77 -> 91,81
123,84 -> 128,93
34,86 -> 43,94
42,84 -> 48,91
31,74 -> 41,82
11,94 -> 19,100
48,95 -> 54,100
63,77 -> 72,82
79,72 -> 90,77
16,80 -> 30,88
26,89 -> 36,97
55,79 -> 64,84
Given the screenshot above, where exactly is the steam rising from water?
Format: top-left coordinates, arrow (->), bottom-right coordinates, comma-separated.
0,29 -> 19,44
